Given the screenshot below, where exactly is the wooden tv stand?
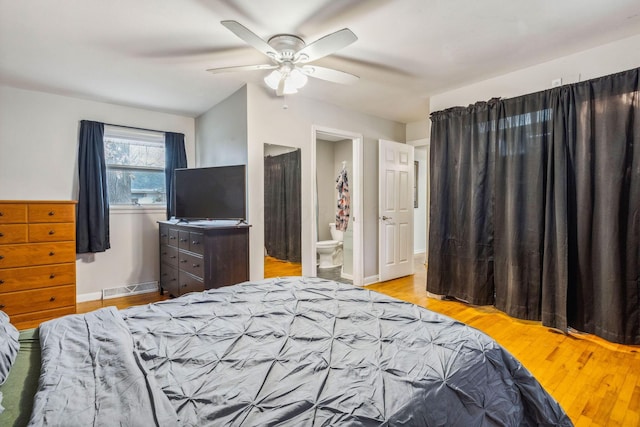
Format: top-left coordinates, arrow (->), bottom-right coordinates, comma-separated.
158,220 -> 250,297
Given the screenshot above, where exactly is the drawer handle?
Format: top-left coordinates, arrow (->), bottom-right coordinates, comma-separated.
0,212 -> 3,216
49,251 -> 55,256
160,233 -> 168,238
0,232 -> 3,237
50,296 -> 56,302
49,230 -> 55,235
50,274 -> 56,279
0,304 -> 4,309
169,236 -> 176,240
162,252 -> 167,255
48,211 -> 55,216
180,259 -> 187,263
192,241 -> 201,245
0,279 -> 4,285
193,263 -> 200,268
180,238 -> 188,242
0,255 -> 4,260
170,255 -> 177,259
171,278 -> 177,281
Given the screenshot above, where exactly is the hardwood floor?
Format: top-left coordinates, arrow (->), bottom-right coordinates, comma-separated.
75,291 -> 169,315
264,255 -> 302,277
26,257 -> 640,426
367,261 -> 640,427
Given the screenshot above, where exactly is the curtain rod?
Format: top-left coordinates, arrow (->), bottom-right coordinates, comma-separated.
100,121 -> 180,135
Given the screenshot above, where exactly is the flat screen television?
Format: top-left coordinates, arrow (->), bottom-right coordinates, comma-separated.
174,165 -> 246,221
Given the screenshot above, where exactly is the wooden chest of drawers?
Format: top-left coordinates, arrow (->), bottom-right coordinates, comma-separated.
159,221 -> 250,297
0,201 -> 77,327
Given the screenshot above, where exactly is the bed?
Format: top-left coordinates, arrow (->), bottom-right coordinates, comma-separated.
3,277 -> 571,426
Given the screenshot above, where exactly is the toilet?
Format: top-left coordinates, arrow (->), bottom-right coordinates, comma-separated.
316,223 -> 344,269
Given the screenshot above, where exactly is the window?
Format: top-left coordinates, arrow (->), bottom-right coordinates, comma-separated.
475,108 -> 552,157
104,125 -> 165,206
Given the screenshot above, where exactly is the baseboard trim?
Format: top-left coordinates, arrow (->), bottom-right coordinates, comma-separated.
77,281 -> 160,303
102,281 -> 159,300
76,292 -> 102,303
364,275 -> 379,286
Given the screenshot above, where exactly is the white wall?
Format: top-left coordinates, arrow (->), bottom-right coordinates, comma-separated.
406,120 -> 430,141
431,34 -> 640,112
0,85 -> 195,298
245,84 -> 405,281
195,86 -> 248,167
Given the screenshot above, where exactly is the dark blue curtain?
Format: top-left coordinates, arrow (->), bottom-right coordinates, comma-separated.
428,67 -> 640,344
76,120 -> 110,253
165,132 -> 187,219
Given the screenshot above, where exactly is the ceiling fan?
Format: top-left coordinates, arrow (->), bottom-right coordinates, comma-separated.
207,20 -> 359,96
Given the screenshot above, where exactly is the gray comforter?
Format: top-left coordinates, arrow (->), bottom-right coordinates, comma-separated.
29,277 -> 572,426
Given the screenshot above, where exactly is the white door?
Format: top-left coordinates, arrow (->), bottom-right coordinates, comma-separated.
379,139 -> 414,282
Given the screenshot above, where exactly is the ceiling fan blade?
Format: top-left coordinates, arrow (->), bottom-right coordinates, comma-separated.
301,65 -> 359,85
221,20 -> 279,60
295,28 -> 357,63
206,64 -> 277,74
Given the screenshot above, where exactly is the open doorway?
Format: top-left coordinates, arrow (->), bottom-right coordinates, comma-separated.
311,126 -> 363,286
409,139 -> 430,267
263,143 -> 302,278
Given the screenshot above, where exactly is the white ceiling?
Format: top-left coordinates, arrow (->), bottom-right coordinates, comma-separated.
1,0 -> 639,123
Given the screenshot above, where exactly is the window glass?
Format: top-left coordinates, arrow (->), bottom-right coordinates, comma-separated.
104,125 -> 165,206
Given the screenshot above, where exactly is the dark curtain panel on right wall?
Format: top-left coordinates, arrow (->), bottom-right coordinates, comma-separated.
428,67 -> 639,345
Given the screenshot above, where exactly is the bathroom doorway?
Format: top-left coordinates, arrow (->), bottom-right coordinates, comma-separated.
263,143 -> 302,278
311,126 -> 363,286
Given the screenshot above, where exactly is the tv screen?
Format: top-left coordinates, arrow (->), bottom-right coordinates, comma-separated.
174,165 -> 246,220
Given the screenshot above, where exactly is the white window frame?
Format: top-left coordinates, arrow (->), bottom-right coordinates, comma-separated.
104,125 -> 166,213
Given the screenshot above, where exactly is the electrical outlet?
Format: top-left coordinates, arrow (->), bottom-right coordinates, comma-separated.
551,78 -> 562,88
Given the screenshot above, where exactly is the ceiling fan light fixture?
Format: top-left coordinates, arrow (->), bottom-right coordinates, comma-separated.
264,67 -> 308,95
264,69 -> 282,90
288,68 -> 308,89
